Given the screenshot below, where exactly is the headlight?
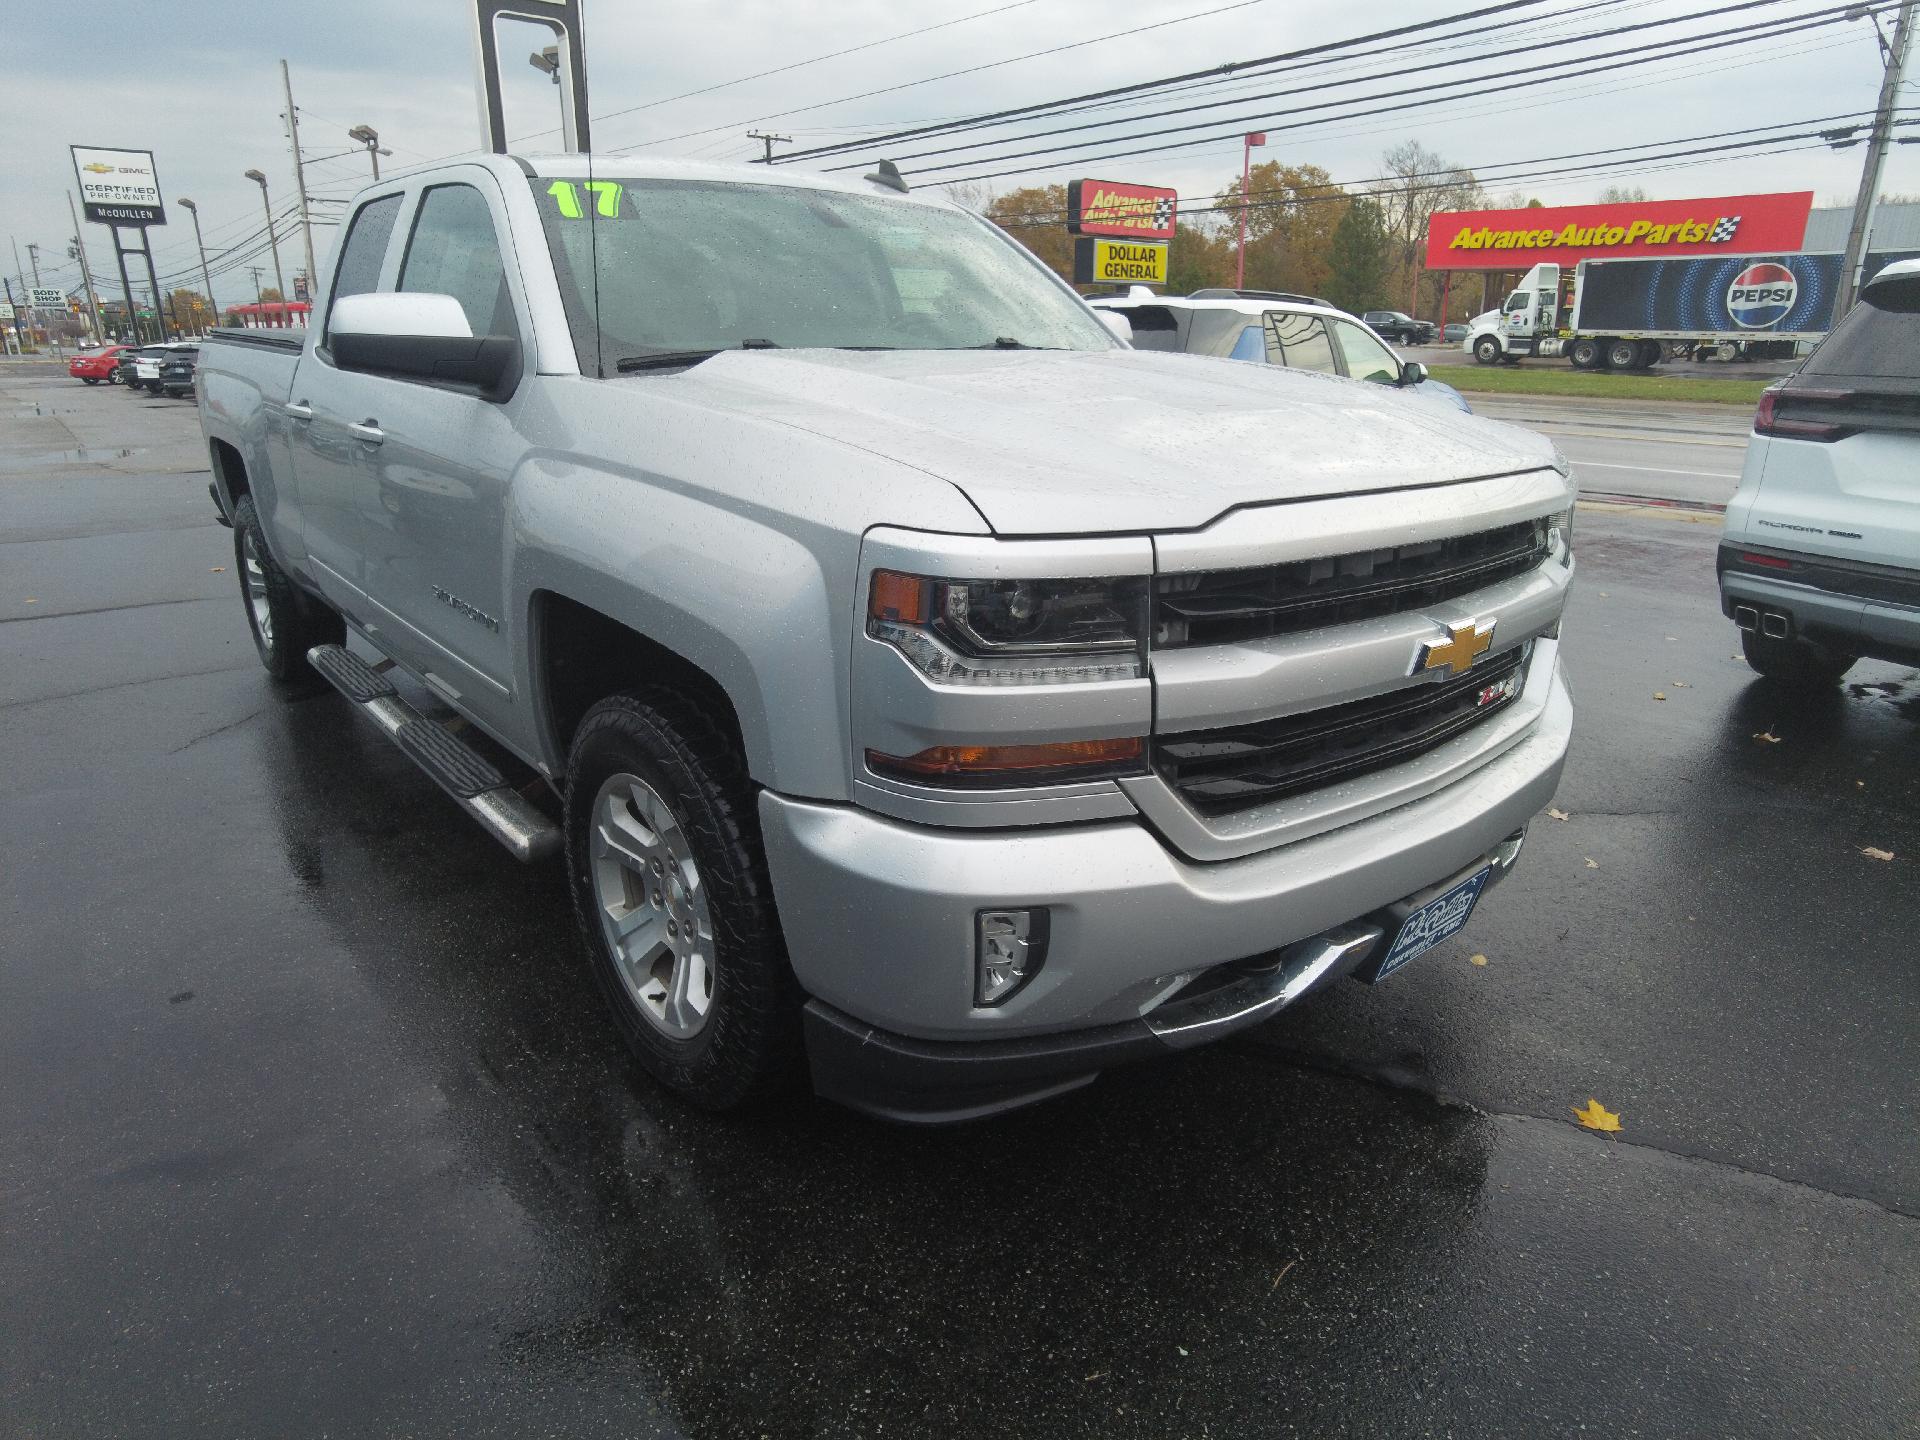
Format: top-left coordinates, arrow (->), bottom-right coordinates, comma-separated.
868,570 -> 1146,685
1546,506 -> 1574,558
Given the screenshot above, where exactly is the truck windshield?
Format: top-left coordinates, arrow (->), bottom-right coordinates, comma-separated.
527,176 -> 1114,374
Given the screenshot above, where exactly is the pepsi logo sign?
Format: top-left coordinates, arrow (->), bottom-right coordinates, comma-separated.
1726,262 -> 1797,328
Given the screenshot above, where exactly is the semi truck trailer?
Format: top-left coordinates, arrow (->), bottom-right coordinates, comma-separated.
1464,252 -> 1910,370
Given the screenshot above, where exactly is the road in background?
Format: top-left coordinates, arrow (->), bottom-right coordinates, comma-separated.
3,370 -> 1914,1437
1472,393 -> 1751,508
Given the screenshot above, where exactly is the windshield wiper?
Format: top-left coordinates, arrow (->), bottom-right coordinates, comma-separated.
614,339 -> 779,373
973,336 -> 1052,350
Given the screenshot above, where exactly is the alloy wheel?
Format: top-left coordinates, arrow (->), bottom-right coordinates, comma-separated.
590,772 -> 716,1039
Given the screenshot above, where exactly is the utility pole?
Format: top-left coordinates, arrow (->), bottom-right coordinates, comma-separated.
249,265 -> 265,304
26,242 -> 42,288
10,238 -> 31,346
747,130 -> 791,164
66,192 -> 104,343
281,60 -> 319,295
1840,0 -> 1915,313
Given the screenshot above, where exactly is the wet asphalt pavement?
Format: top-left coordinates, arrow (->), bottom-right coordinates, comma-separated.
3,368 -> 1916,1437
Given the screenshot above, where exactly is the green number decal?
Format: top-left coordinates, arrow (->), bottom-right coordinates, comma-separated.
546,180 -> 583,219
582,181 -> 623,218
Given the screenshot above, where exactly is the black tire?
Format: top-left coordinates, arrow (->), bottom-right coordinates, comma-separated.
1569,338 -> 1601,370
106,368 -> 122,385
564,690 -> 802,1111
1741,629 -> 1855,688
1473,334 -> 1503,366
1606,338 -> 1641,370
230,493 -> 343,679
82,376 -> 100,386
1637,340 -> 1663,368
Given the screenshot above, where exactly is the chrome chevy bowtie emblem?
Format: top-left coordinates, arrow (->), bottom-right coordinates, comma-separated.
1416,619 -> 1495,678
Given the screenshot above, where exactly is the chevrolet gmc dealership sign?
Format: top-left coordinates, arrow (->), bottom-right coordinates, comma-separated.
1425,192 -> 1811,270
72,145 -> 167,226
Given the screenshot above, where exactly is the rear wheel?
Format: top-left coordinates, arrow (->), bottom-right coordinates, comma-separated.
1741,629 -> 1855,688
1606,338 -> 1642,370
1568,337 -> 1601,370
82,376 -> 100,386
106,368 -> 122,385
1473,334 -> 1503,366
231,493 -> 343,679
564,691 -> 802,1111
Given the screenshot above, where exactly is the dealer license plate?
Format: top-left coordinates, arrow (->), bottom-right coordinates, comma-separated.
1369,867 -> 1491,982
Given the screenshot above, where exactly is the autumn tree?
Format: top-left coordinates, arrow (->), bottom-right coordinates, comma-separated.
1213,160 -> 1348,296
1165,221 -> 1232,294
984,184 -> 1072,281
1324,198 -> 1391,316
1597,184 -> 1649,204
1378,140 -> 1483,319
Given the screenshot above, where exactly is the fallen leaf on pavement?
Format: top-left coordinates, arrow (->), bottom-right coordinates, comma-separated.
1547,807 -> 1569,821
210,566 -> 225,573
1753,730 -> 1781,744
1664,635 -> 1677,642
1469,953 -> 1488,967
1572,1097 -> 1622,1133
1673,680 -> 1689,687
1584,857 -> 1599,869
1861,847 -> 1895,862
1269,1259 -> 1297,1291
1653,691 -> 1667,701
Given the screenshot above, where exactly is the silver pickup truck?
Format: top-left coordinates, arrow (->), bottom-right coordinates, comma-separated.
197,153 -> 1575,1122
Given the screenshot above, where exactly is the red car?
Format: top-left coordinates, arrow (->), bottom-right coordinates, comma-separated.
69,345 -> 134,385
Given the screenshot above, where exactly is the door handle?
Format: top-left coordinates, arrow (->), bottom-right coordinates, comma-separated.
348,420 -> 385,445
284,400 -> 313,421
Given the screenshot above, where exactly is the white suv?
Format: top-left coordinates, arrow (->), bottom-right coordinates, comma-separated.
1719,258 -> 1920,686
1090,289 -> 1472,413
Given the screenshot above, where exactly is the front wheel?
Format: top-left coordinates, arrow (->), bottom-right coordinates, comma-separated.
230,494 -> 343,679
82,376 -> 100,386
106,368 -> 122,385
564,691 -> 802,1111
1741,629 -> 1855,689
1473,335 -> 1503,365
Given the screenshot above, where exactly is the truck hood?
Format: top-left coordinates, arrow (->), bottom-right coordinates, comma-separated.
666,347 -> 1555,534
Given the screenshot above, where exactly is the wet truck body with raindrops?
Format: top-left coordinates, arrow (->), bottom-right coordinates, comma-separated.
195,153 -> 1575,1122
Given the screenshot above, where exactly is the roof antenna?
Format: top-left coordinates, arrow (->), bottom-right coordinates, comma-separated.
862,159 -> 909,194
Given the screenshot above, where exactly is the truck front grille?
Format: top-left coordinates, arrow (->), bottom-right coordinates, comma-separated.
1155,518 -> 1550,648
1153,647 -> 1527,815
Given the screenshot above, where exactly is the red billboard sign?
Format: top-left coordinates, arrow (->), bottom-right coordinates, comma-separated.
1068,179 -> 1178,241
1426,191 -> 1813,270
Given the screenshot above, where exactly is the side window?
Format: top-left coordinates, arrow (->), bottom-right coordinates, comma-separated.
1268,312 -> 1337,373
1331,319 -> 1401,384
1120,305 -> 1182,352
324,193 -> 402,336
1504,292 -> 1529,314
398,184 -> 520,342
1227,324 -> 1266,363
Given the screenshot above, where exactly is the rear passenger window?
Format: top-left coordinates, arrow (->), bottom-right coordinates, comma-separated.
1803,269 -> 1920,382
1268,312 -> 1336,374
399,184 -> 520,342
1120,305 -> 1181,352
325,193 -> 402,332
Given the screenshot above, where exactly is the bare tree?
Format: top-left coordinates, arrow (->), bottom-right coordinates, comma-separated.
1597,184 -> 1650,204
1378,140 -> 1483,313
940,180 -> 997,215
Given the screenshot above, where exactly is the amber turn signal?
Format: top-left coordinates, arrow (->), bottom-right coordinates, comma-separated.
869,570 -> 929,624
866,737 -> 1144,786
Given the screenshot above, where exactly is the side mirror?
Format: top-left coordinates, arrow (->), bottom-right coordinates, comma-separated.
328,291 -> 521,403
1097,310 -> 1134,345
1398,360 -> 1428,387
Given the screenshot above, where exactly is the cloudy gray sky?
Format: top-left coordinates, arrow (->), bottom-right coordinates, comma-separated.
3,0 -> 1910,303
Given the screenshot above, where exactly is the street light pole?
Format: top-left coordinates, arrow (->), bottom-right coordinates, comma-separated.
1237,132 -> 1266,290
347,125 -> 391,181
245,169 -> 287,303
178,198 -> 218,332
1839,0 -> 1915,313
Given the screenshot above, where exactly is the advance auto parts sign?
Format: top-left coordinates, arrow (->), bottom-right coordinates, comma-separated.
1074,237 -> 1168,286
1425,191 -> 1810,270
1068,179 -> 1177,241
72,146 -> 166,226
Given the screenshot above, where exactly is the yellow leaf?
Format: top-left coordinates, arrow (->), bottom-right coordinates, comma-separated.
1572,1097 -> 1622,1132
1861,847 -> 1895,862
1469,953 -> 1488,967
1653,691 -> 1667,701
1584,857 -> 1599,869
1547,807 -> 1570,821
1753,731 -> 1781,744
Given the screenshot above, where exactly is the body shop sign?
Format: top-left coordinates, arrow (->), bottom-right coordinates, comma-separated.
1426,191 -> 1811,270
72,146 -> 166,226
1068,179 -> 1177,241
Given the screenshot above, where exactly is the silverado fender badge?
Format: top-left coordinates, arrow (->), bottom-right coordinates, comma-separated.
1416,619 -> 1495,678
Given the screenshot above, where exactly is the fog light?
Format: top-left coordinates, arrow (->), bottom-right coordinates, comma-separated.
975,908 -> 1049,1006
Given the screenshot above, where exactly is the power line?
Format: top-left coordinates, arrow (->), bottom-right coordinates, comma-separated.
603,0 -> 1291,154
814,0 -> 1819,173
909,0 -> 1895,184
770,0 -> 1566,165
